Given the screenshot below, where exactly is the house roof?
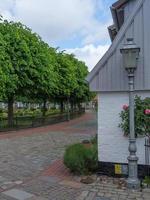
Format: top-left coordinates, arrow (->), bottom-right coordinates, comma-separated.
87,0 -> 143,83
110,0 -> 130,32
112,0 -> 129,9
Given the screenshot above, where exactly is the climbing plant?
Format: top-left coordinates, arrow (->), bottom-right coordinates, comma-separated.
119,96 -> 150,137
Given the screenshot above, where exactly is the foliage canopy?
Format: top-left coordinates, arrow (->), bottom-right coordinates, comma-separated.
0,18 -> 93,126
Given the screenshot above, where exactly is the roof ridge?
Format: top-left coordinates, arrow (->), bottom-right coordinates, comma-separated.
112,0 -> 129,9
87,0 -> 144,82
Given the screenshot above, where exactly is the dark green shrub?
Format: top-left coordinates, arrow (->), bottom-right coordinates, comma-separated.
14,108 -> 42,117
119,96 -> 150,136
46,109 -> 60,116
64,143 -> 98,175
90,135 -> 97,144
143,176 -> 150,186
0,108 -> 3,113
30,108 -> 36,111
0,108 -> 7,118
84,144 -> 98,173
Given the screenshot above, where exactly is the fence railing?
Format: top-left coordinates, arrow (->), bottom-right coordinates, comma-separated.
0,108 -> 85,132
145,136 -> 150,176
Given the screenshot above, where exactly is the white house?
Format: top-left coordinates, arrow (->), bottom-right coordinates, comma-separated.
87,0 -> 150,177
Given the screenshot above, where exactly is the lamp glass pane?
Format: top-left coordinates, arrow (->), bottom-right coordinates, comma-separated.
122,49 -> 139,69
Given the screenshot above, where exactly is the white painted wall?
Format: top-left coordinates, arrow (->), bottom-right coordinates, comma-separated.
98,91 -> 150,164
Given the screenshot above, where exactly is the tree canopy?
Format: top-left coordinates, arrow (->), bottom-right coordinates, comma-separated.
0,18 -> 94,126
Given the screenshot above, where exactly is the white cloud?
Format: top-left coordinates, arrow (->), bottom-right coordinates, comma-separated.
66,44 -> 109,71
0,0 -> 14,10
0,0 -> 112,70
0,0 -> 111,45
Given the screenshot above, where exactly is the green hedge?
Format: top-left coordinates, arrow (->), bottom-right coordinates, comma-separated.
64,141 -> 98,175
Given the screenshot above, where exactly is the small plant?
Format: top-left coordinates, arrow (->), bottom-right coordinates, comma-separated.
90,135 -> 97,144
143,176 -> 150,186
119,96 -> 150,136
64,142 -> 98,175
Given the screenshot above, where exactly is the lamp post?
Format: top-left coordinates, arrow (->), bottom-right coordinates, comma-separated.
120,38 -> 140,189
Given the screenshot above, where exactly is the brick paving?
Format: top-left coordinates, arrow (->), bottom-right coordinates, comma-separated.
0,111 -> 96,139
0,111 -> 96,199
77,176 -> 150,200
42,160 -> 74,180
0,111 -> 149,200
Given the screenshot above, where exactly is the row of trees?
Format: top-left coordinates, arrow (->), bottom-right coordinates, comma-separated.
0,19 -> 93,126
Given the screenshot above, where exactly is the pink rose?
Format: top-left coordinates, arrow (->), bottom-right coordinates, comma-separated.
144,109 -> 150,115
123,104 -> 129,111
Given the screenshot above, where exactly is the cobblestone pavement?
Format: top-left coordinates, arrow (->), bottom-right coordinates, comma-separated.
79,176 -> 150,200
0,111 -> 96,199
0,111 -> 150,200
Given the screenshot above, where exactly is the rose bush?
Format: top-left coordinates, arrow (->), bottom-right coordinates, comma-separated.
145,109 -> 150,115
119,96 -> 150,137
123,104 -> 129,111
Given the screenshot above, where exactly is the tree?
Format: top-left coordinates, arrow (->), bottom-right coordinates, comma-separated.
30,46 -> 58,117
0,32 -> 9,98
53,52 -> 94,117
0,19 -> 57,126
53,52 -> 78,113
70,59 -> 90,110
0,18 -> 94,127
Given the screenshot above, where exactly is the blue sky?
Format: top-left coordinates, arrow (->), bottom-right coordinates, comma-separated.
57,0 -> 115,49
0,0 -> 115,70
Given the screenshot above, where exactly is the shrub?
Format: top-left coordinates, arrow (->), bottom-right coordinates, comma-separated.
0,108 -> 3,113
64,143 -> 98,175
119,96 -> 150,136
0,108 -> 7,119
143,176 -> 150,186
46,109 -> 60,116
0,112 -> 7,119
14,108 -> 42,117
90,135 -> 97,144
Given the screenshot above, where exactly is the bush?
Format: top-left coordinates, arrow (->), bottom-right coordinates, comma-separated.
64,143 -> 98,175
46,109 -> 60,116
0,108 -> 7,119
90,135 -> 97,144
14,108 -> 42,117
0,108 -> 3,113
0,112 -> 7,119
143,176 -> 150,186
119,96 -> 150,136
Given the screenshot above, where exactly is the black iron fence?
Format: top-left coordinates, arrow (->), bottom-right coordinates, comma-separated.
0,109 -> 85,132
145,136 -> 150,176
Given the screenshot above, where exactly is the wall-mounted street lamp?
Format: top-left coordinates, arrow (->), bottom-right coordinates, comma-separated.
120,38 -> 140,189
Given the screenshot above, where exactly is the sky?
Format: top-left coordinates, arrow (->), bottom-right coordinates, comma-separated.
0,0 -> 115,71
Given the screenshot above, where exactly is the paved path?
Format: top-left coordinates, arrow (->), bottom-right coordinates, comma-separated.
0,111 -> 150,200
0,111 -> 97,199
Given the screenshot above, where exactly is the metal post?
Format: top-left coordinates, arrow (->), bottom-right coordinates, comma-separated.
127,69 -> 140,189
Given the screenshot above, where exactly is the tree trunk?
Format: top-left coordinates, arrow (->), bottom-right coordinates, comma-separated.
8,97 -> 14,127
70,101 -> 74,113
78,103 -> 81,111
42,99 -> 47,125
67,97 -> 70,121
60,101 -> 64,113
42,99 -> 47,117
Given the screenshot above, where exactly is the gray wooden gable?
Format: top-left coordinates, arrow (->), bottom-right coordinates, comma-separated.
87,0 -> 150,92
